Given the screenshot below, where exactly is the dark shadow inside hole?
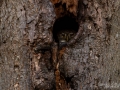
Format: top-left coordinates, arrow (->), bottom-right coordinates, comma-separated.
53,15 -> 79,43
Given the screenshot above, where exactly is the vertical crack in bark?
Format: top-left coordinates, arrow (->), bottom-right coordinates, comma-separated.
52,43 -> 69,90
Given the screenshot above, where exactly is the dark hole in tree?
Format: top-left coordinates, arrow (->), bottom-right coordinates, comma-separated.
53,16 -> 79,43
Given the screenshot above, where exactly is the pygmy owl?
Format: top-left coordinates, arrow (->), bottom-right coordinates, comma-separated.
57,29 -> 76,48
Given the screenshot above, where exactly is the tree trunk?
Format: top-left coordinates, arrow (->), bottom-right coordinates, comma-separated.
0,0 -> 120,90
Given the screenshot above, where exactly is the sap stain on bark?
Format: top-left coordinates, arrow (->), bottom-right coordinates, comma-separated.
51,0 -> 78,17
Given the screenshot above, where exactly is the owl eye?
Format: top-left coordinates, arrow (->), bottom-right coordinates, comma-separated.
60,33 -> 66,38
69,33 -> 75,38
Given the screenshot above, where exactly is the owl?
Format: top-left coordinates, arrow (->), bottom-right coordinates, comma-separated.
57,29 -> 76,48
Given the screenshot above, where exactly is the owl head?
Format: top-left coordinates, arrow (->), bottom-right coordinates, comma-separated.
57,29 -> 76,48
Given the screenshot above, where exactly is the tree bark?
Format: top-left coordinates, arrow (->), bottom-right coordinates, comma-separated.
0,0 -> 55,90
0,0 -> 120,90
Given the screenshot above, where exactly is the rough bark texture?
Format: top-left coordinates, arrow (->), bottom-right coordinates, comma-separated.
0,0 -> 120,90
0,0 -> 55,90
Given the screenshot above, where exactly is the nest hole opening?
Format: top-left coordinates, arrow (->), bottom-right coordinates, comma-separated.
53,15 -> 79,43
